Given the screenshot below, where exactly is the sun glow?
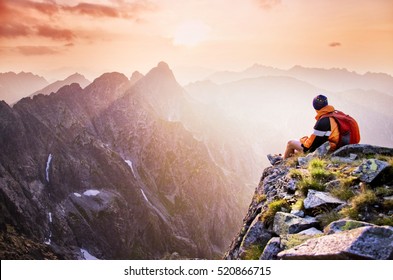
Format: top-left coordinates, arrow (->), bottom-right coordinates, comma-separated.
173,20 -> 211,47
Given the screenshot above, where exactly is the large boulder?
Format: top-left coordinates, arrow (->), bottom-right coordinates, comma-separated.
278,226 -> 393,260
238,215 -> 273,259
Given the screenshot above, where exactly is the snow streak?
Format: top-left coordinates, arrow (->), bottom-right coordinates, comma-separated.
45,153 -> 53,182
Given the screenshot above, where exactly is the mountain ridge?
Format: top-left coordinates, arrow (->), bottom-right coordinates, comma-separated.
31,73 -> 90,97
206,64 -> 393,96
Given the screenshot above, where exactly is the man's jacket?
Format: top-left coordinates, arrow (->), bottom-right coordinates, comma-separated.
300,105 -> 340,153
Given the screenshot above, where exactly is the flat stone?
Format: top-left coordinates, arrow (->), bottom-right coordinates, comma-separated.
273,212 -> 319,236
303,190 -> 346,209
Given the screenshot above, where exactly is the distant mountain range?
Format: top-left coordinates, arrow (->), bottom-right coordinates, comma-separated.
0,72 -> 48,104
30,73 -> 90,97
0,72 -> 92,105
207,64 -> 393,96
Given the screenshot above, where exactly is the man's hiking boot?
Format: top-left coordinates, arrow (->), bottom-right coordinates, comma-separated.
267,154 -> 283,166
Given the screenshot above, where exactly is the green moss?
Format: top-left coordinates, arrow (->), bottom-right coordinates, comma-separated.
242,245 -> 264,260
340,188 -> 378,219
352,189 -> 378,208
375,186 -> 393,197
255,194 -> 267,204
317,210 -> 342,228
308,158 -> 327,170
372,216 -> 393,227
291,198 -> 304,211
340,207 -> 359,220
294,158 -> 337,196
330,178 -> 356,201
310,167 -> 335,182
281,234 -> 323,250
298,177 -> 325,195
289,169 -> 304,179
341,220 -> 365,231
261,199 -> 289,225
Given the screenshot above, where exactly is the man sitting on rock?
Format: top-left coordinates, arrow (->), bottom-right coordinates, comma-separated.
268,95 -> 340,165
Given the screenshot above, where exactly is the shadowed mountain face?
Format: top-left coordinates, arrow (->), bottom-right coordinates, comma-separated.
0,63 -> 244,259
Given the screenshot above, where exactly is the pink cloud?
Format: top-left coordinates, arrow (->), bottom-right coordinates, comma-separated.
36,25 -> 75,41
62,2 -> 120,18
329,42 -> 342,47
256,0 -> 281,9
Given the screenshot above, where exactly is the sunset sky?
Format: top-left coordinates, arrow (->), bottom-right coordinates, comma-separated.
1,0 -> 392,82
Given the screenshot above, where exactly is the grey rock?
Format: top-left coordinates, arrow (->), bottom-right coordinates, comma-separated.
303,190 -> 346,209
238,215 -> 272,259
331,153 -> 358,164
332,144 -> 393,158
278,226 -> 393,260
290,209 -> 305,218
298,154 -> 313,167
260,237 -> 282,260
352,159 -> 390,183
273,212 -> 319,236
286,179 -> 297,192
324,219 -> 374,234
312,142 -> 331,157
298,227 -> 323,235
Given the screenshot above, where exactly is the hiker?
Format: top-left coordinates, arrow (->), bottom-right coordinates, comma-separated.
268,94 -> 360,165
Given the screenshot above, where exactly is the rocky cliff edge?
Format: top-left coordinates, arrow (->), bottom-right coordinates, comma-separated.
224,143 -> 393,260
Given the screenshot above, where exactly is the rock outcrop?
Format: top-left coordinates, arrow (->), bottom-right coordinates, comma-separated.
224,144 -> 393,260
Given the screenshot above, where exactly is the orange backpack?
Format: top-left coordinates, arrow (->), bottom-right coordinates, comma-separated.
321,111 -> 361,148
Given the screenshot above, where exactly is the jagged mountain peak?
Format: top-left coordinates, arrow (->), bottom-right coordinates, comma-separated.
56,83 -> 83,95
90,72 -> 129,85
143,61 -> 178,85
64,73 -> 88,82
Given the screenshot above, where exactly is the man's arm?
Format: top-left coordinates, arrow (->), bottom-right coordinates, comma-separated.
301,117 -> 331,153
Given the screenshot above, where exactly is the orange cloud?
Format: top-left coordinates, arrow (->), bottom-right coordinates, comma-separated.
0,23 -> 31,38
0,0 -> 156,41
16,46 -> 60,56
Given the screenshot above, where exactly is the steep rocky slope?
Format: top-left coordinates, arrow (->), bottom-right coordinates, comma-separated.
0,62 -> 243,259
225,143 -> 393,260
